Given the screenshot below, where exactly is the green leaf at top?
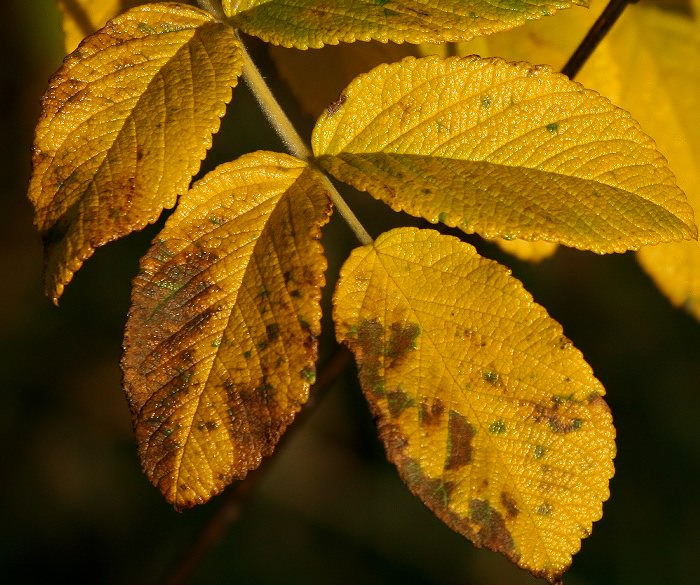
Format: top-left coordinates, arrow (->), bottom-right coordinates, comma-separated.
224,0 -> 586,49
312,55 -> 697,254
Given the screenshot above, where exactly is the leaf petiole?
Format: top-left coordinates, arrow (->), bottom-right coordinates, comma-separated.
561,0 -> 638,79
235,33 -> 373,245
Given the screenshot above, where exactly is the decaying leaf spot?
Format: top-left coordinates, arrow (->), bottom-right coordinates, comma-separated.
445,410 -> 476,470
334,228 -> 615,582
123,152 -> 331,508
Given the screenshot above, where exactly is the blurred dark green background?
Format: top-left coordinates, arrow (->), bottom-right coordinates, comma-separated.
2,2 -> 699,584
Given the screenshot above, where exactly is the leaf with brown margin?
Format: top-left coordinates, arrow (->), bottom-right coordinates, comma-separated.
313,55 -> 697,254
224,0 -> 585,49
122,151 -> 331,508
334,227 -> 615,582
29,4 -> 242,303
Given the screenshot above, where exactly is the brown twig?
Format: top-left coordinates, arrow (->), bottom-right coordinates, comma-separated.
561,0 -> 638,79
166,346 -> 353,585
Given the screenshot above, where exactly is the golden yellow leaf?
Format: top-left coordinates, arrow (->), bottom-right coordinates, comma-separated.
490,238 -> 558,263
334,227 -> 615,582
224,0 -> 585,49
270,42 -> 413,118
122,151 -> 331,508
55,0 -> 143,53
574,4 -> 700,318
29,4 -> 242,303
313,56 -> 696,253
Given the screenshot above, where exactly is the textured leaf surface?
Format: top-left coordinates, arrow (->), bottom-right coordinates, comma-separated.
123,151 -> 331,508
55,0 -> 142,52
574,3 -> 700,318
313,56 -> 696,253
334,227 -> 615,582
29,4 -> 242,302
224,0 -> 584,49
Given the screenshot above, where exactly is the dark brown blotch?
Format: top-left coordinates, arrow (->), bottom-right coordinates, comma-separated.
419,398 -> 445,425
445,410 -> 476,470
351,319 -> 384,394
469,499 -> 516,555
386,388 -> 414,418
387,321 -> 420,364
500,491 -> 519,519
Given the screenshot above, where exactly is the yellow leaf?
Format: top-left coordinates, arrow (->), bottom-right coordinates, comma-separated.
490,238 -> 558,263
122,151 -> 331,508
55,0 -> 143,53
224,0 -> 586,49
29,4 -> 242,303
270,42 -> 413,118
574,4 -> 700,318
313,56 -> 696,253
334,227 -> 615,582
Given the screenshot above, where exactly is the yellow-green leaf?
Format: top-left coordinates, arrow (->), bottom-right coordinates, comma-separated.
334,227 -> 615,582
313,56 -> 696,253
29,4 -> 242,302
574,3 -> 700,318
224,1 -> 586,49
490,238 -> 558,263
122,151 -> 331,508
55,0 -> 143,53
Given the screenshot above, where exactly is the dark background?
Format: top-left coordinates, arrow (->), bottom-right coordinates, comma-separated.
2,2 -> 699,584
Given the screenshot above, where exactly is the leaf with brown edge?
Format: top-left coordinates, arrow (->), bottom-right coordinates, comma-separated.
224,0 -> 586,49
29,3 -> 242,303
313,55 -> 697,254
122,151 -> 331,508
333,227 -> 615,582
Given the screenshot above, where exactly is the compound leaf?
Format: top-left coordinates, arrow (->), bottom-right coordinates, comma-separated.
313,55 -> 696,254
123,151 -> 331,508
334,227 -> 615,582
224,0 -> 585,49
29,3 -> 242,302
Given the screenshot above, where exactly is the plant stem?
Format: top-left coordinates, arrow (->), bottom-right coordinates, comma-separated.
236,34 -> 374,246
561,0 -> 637,79
196,0 -> 226,21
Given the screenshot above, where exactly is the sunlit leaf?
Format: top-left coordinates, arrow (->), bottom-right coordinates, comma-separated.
490,238 -> 559,263
224,0 -> 586,49
334,227 -> 615,582
313,56 -> 696,253
29,4 -> 242,302
574,3 -> 700,318
123,151 -> 331,508
55,0 -> 143,53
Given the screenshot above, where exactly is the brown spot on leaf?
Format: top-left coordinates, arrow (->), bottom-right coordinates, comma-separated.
445,410 -> 475,470
387,321 -> 420,364
326,92 -> 347,115
500,492 -> 519,519
350,319 -> 384,394
266,323 -> 280,341
386,388 -> 414,418
418,398 -> 444,425
469,499 -> 516,556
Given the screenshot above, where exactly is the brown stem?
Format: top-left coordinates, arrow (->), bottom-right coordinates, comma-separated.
561,0 -> 638,79
166,347 -> 353,585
